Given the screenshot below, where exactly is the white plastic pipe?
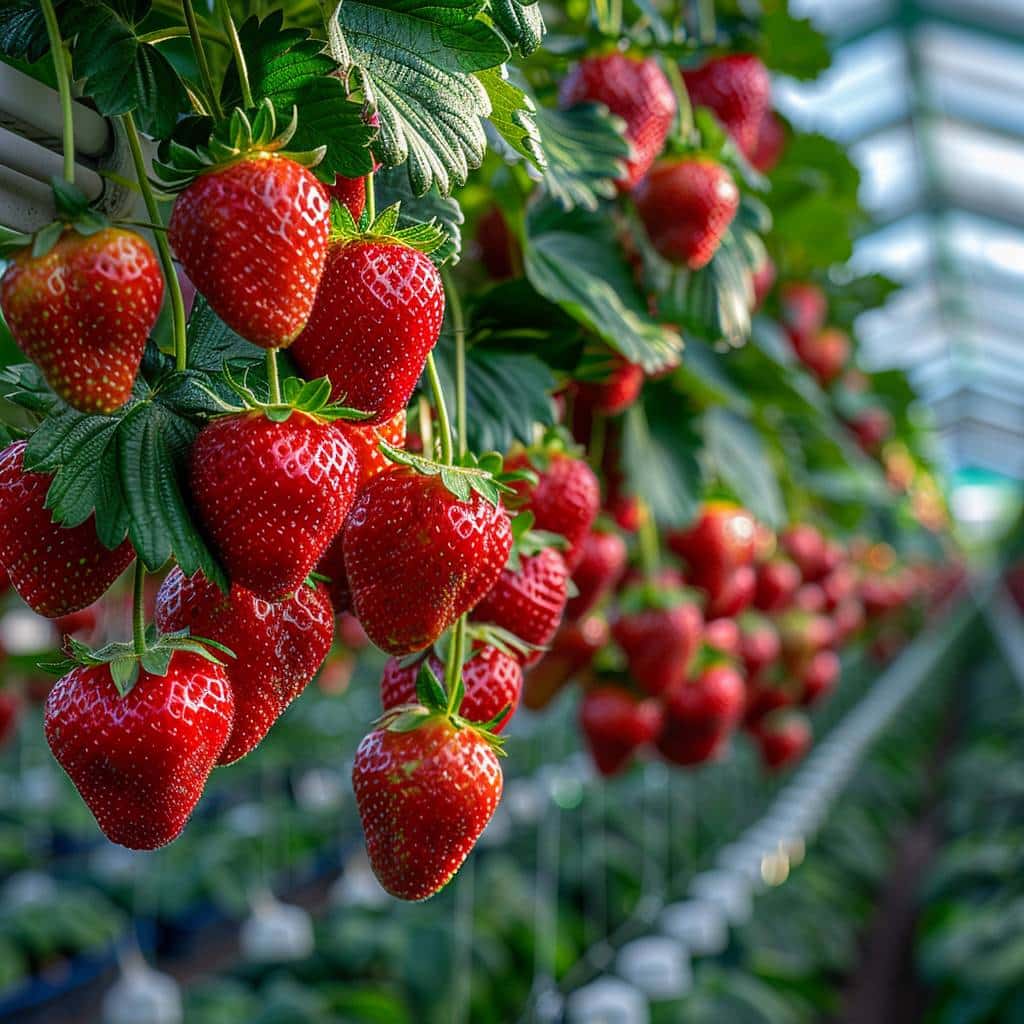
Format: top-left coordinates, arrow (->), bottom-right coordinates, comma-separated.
0,125 -> 102,199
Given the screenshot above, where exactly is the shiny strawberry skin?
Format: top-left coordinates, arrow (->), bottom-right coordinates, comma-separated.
567,529 -> 628,619
380,645 -> 522,732
155,569 -> 333,764
751,110 -> 786,173
580,685 -> 662,777
343,469 -> 513,656
612,600 -> 704,697
190,412 -> 359,601
505,452 -> 600,571
754,557 -> 801,612
44,652 -> 233,850
327,174 -> 367,221
682,54 -> 771,160
800,649 -> 840,706
704,616 -> 740,657
291,239 -> 445,423
704,564 -> 756,619
793,327 -> 849,386
560,53 -> 675,191
656,664 -> 745,766
1,228 -> 162,413
168,156 -> 330,349
754,713 -> 811,771
471,547 -> 569,663
577,358 -> 644,416
634,157 -> 740,269
780,282 -> 827,347
0,442 -> 135,617
352,719 -> 502,900
668,502 -> 758,581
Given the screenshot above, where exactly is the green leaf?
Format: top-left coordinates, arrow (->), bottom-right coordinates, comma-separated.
758,4 -> 830,81
415,661 -> 448,711
524,204 -> 681,373
109,656 -> 139,697
372,167 -> 465,265
339,0 -> 510,194
487,0 -> 544,56
702,407 -> 785,528
62,4 -> 188,138
223,14 -> 376,182
535,102 -> 629,212
0,0 -> 51,63
476,67 -> 545,170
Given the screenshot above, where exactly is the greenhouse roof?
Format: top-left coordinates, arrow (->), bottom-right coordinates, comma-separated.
780,0 -> 1024,481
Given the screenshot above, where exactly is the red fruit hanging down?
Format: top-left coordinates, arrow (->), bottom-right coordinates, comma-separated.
800,649 -> 840,707
612,583 -> 704,697
328,174 -> 367,221
0,691 -> 21,747
343,468 -> 512,656
704,617 -> 740,658
667,502 -> 758,585
738,613 -> 781,683
743,671 -> 797,726
656,661 -> 745,767
1,228 -> 163,413
777,610 -> 835,671
850,406 -> 893,454
577,357 -> 645,417
751,110 -> 786,173
0,442 -> 135,618
471,546 -> 570,664
780,282 -> 827,347
352,716 -> 502,900
505,449 -> 600,571
169,157 -> 330,348
753,712 -> 811,771
634,158 -> 740,270
751,256 -> 776,311
704,564 -> 756,619
380,645 -> 522,733
580,685 -> 662,777
821,564 -> 858,612
793,327 -> 849,387
754,557 -> 801,612
566,529 -> 628,619
44,651 -> 233,850
794,582 -> 827,614
155,569 -> 333,763
682,54 -> 771,160
833,598 -> 865,646
523,614 -> 609,711
476,206 -> 520,281
291,237 -> 445,424
558,52 -> 676,191
781,523 -> 828,582
190,412 -> 359,601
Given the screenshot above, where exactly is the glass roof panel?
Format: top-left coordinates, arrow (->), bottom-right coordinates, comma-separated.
851,126 -> 921,218
933,121 -> 1024,218
851,214 -> 934,280
789,0 -> 895,39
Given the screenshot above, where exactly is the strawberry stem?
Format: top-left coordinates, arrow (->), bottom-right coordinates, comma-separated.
39,0 -> 74,185
425,353 -> 454,466
218,0 -> 253,109
663,58 -> 696,146
121,112 -> 188,371
365,170 -> 376,225
266,349 -> 282,404
638,498 -> 660,584
183,0 -> 224,122
444,616 -> 465,717
442,268 -> 467,459
131,561 -> 146,657
697,0 -> 717,44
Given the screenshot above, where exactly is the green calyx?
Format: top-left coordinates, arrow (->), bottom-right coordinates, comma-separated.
39,629 -> 234,699
618,579 -> 697,615
0,178 -> 109,259
200,363 -> 371,425
379,441 -> 515,507
377,662 -> 508,752
154,100 -> 326,193
517,425 -> 586,472
330,201 -> 447,256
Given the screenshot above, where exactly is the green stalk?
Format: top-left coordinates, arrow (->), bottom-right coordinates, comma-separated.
132,561 -> 147,657
445,616 -> 465,714
442,268 -> 467,458
266,349 -> 282,404
638,499 -> 660,584
365,169 -> 376,223
40,0 -> 74,184
697,0 -> 717,44
218,0 -> 253,108
425,353 -> 453,466
121,113 -> 188,371
183,0 -> 223,121
664,59 -> 696,145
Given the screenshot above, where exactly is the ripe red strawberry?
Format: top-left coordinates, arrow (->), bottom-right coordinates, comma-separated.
833,598 -> 865,645
794,582 -> 827,614
656,662 -> 745,767
704,564 -> 756,619
1,228 -> 163,413
850,406 -> 892,454
778,610 -> 835,670
634,158 -> 739,269
800,649 -> 839,706
751,256 -> 776,311
352,716 -> 502,900
754,556 -> 800,612
471,546 -> 569,663
704,616 -> 740,657
291,238 -> 444,423
793,328 -> 849,386
576,357 -> 644,416
0,442 -> 134,617
505,450 -> 600,571
738,614 -> 781,682
753,712 -> 811,771
566,529 -> 627,619
155,569 -> 333,763
744,672 -> 796,726
682,54 -> 771,160
668,502 -> 757,585
612,585 -> 703,697
559,53 -> 676,191
821,564 -> 857,612
380,645 -> 522,732
781,523 -> 828,582
580,685 -> 662,777
523,613 -> 609,710
53,604 -> 101,640
751,110 -> 785,173
780,282 -> 827,347
328,174 -> 367,221
190,412 -> 359,601
343,468 -> 512,656
44,651 -> 233,849
169,156 -> 330,348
